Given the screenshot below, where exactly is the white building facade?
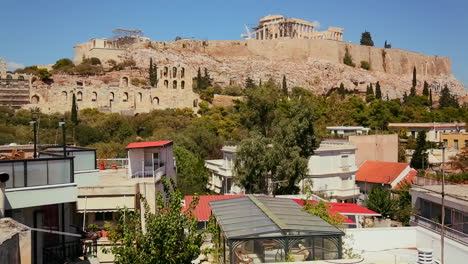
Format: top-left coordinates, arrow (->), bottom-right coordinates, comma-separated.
206,146 -> 244,194
300,140 -> 360,203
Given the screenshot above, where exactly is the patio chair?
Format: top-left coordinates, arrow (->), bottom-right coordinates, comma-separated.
234,248 -> 253,264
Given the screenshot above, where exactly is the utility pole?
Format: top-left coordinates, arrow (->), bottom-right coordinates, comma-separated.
440,143 -> 446,264
30,118 -> 37,158
59,119 -> 66,157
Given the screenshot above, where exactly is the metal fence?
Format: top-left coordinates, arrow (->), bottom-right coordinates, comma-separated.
97,158 -> 129,169
411,215 -> 468,246
43,239 -> 97,264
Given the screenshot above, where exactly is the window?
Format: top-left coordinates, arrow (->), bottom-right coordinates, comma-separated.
181,81 -> 185,89
465,140 -> 468,147
173,67 -> 177,78
181,67 -> 185,78
164,67 -> 168,77
193,99 -> 198,107
92,92 -> 97,101
341,155 -> 349,170
164,80 -> 168,88
109,92 -> 114,102
153,97 -> 159,105
62,91 -> 68,101
454,139 -> 459,150
31,95 -> 40,104
18,75 -> 25,80
123,92 -> 128,102
95,212 -> 113,221
138,92 -> 142,102
77,91 -> 83,101
76,81 -> 83,86
173,80 -> 177,89
443,139 -> 448,146
122,77 -> 128,87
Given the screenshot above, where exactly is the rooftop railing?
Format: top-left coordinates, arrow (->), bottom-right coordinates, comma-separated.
0,157 -> 74,189
411,214 -> 468,246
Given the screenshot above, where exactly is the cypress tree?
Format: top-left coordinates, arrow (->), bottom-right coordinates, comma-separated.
410,66 -> 417,96
422,81 -> 429,97
259,79 -> 262,87
338,82 -> 346,98
196,67 -> 202,92
149,58 -> 158,87
366,84 -> 375,102
245,77 -> 255,89
429,89 -> 433,106
410,130 -> 428,170
282,75 -> 288,96
203,68 -> 211,88
375,81 -> 382,99
403,92 -> 408,104
71,93 -> 78,126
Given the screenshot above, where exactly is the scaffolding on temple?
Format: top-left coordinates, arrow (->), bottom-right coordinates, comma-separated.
112,28 -> 144,39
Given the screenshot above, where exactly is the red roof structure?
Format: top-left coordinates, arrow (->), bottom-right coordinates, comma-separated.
183,195 -> 380,224
356,160 -> 415,187
125,140 -> 173,149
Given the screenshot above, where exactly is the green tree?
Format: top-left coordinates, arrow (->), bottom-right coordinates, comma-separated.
422,81 -> 429,97
360,31 -> 374,46
338,82 -> 346,98
282,75 -> 288,96
375,81 -> 382,99
245,76 -> 256,89
439,85 -> 459,108
174,146 -> 210,195
366,84 -> 375,102
234,132 -> 270,194
365,186 -> 397,218
149,58 -> 158,87
343,47 -> 355,67
410,67 -> 417,96
429,89 -> 433,106
360,61 -> 370,70
52,58 -> 74,71
403,92 -> 408,104
106,179 -> 203,264
71,93 -> 78,126
302,200 -> 346,226
410,130 -> 428,169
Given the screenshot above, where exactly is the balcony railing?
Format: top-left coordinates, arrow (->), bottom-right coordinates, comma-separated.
43,239 -> 97,264
411,215 -> 468,246
0,157 -> 74,189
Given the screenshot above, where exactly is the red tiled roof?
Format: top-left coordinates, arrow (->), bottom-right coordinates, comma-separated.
392,170 -> 417,190
183,195 -> 379,224
183,195 -> 245,221
356,160 -> 411,185
125,140 -> 173,149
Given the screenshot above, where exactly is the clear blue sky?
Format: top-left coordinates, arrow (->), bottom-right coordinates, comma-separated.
1,0 -> 467,87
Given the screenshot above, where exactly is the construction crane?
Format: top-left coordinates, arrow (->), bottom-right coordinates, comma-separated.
240,24 -> 255,40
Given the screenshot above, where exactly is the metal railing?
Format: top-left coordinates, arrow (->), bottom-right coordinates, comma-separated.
43,239 -> 97,264
131,166 -> 165,181
410,215 -> 468,245
98,158 -> 129,169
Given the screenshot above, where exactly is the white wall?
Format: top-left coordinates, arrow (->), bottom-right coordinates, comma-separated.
344,227 -> 468,264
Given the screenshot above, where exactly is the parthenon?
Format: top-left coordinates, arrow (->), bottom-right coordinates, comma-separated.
252,15 -> 344,41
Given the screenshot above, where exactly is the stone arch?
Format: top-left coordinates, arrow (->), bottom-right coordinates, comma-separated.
62,91 -> 68,101
31,95 -> 40,104
18,75 -> 25,80
152,97 -> 160,105
163,67 -> 168,77
6,74 -> 12,80
181,67 -> 185,78
77,91 -> 83,101
193,99 -> 198,107
123,92 -> 128,102
173,80 -> 177,89
121,76 -> 129,87
164,80 -> 168,88
181,81 -> 185,89
92,92 -> 97,101
109,92 -> 114,101
138,92 -> 143,102
172,67 -> 177,78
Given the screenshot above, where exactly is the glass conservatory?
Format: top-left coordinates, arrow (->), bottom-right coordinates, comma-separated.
210,195 -> 344,264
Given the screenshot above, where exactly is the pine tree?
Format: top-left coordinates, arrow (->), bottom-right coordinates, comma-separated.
375,81 -> 382,99
282,75 -> 288,96
71,93 -> 78,126
410,67 -> 417,96
410,130 -> 428,170
245,77 -> 256,89
360,31 -> 374,46
422,81 -> 429,97
439,85 -> 459,108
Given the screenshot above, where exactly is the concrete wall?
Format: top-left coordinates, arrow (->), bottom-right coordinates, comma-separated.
75,170 -> 100,187
0,218 -> 31,264
5,183 -> 77,210
348,134 -> 398,166
344,226 -> 468,263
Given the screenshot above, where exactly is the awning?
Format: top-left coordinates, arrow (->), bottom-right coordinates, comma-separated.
77,195 -> 135,213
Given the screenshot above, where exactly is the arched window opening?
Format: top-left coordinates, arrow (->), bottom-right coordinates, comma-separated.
6,75 -> 12,80
18,75 -> 25,80
31,95 -> 40,104
173,67 -> 177,78
181,67 -> 185,78
77,91 -> 83,101
92,92 -> 97,101
193,99 -> 198,107
152,97 -> 160,105
138,92 -> 142,102
164,80 -> 168,88
173,80 -> 177,89
110,92 -> 114,102
123,92 -> 128,102
164,67 -> 168,77
181,81 -> 185,89
122,77 -> 129,87
62,91 -> 68,101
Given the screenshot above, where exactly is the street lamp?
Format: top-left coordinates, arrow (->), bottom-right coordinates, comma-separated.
29,118 -> 37,158
58,119 -> 66,157
438,141 -> 447,264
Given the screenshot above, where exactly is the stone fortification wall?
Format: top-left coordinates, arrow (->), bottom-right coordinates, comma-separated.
25,66 -> 199,114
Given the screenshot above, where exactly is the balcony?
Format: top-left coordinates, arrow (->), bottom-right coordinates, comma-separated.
0,157 -> 77,209
410,215 -> 468,246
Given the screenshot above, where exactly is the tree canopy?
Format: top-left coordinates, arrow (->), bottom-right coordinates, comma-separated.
360,31 -> 374,46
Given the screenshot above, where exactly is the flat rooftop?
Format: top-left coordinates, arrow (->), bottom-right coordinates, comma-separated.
388,122 -> 465,128
411,185 -> 468,207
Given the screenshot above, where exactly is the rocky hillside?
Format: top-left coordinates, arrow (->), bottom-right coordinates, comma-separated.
121,39 -> 465,99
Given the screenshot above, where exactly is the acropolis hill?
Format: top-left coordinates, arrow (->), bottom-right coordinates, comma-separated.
25,16 -> 466,114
